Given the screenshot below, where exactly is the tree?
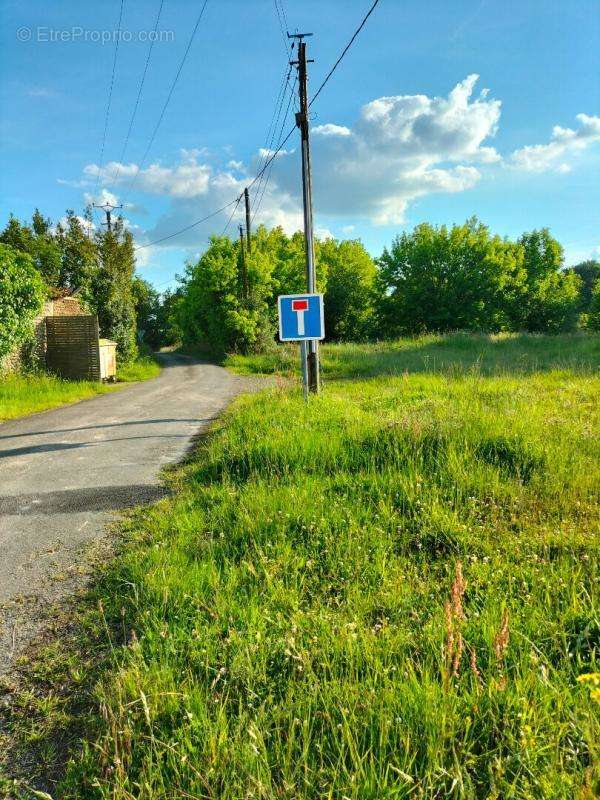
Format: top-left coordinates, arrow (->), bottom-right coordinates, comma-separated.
377,219 -> 527,336
55,209 -> 97,295
0,243 -> 46,361
318,238 -> 377,341
132,277 -> 180,350
567,260 -> 600,314
588,279 -> 600,331
90,218 -> 138,363
0,213 -> 62,286
516,229 -> 580,332
132,277 -> 160,348
178,234 -> 272,354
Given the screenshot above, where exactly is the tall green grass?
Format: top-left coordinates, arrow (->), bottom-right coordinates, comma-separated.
42,335 -> 600,797
226,332 -> 600,379
0,357 -> 160,422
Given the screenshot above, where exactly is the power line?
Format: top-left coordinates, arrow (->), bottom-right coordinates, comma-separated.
310,0 -> 381,108
134,197 -> 239,250
134,123 -> 296,254
273,0 -> 291,56
221,193 -> 243,237
132,1 -> 381,255
251,65 -> 293,220
278,0 -> 290,35
94,0 -> 126,198
110,0 -> 166,187
123,0 -> 211,201
252,71 -> 297,224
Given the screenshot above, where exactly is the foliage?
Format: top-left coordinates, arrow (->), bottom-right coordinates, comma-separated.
0,243 -> 46,361
588,280 -> 600,331
568,259 -> 600,314
132,277 -> 161,349
177,227 -> 379,352
1,210 -> 141,364
36,333 -> 599,799
319,238 -> 378,340
90,218 -> 138,363
515,229 -> 581,332
377,222 -> 581,337
178,235 -> 261,354
55,209 -> 98,294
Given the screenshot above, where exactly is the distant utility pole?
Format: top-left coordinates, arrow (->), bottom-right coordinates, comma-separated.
93,202 -> 123,233
244,187 -> 251,253
239,224 -> 248,298
290,33 -> 320,393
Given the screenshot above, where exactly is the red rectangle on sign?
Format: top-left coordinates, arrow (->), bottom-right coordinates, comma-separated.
292,299 -> 309,312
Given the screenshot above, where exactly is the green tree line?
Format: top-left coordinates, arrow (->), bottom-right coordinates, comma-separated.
2,210 -> 599,368
174,218 -> 599,354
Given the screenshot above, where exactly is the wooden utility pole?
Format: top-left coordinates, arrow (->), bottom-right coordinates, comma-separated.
93,202 -> 123,233
292,35 -> 320,393
244,187 -> 252,253
239,224 -> 248,298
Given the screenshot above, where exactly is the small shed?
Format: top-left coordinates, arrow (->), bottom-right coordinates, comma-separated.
99,339 -> 118,381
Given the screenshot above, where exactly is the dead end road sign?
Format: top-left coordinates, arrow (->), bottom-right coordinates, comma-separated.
278,293 -> 325,341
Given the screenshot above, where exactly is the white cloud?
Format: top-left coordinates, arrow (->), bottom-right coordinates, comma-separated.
56,215 -> 94,234
267,73 -> 499,224
312,124 -> 352,137
84,188 -> 121,208
71,76 -> 598,255
258,147 -> 293,159
315,227 -> 335,240
75,75 -> 503,249
510,113 -> 600,172
84,157 -> 212,199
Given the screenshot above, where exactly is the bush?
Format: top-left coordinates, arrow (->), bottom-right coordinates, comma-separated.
0,243 -> 46,362
588,280 -> 600,331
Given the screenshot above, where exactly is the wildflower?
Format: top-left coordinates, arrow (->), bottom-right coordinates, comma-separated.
577,673 -> 600,703
493,608 -> 510,662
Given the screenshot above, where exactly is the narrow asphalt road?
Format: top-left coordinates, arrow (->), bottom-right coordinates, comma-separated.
0,354 -> 252,674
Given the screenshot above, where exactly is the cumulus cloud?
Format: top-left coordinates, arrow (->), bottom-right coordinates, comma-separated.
76,75 -> 503,245
56,214 -> 94,234
510,113 -> 600,173
269,73 -> 500,224
71,76 -> 597,255
84,157 -> 212,200
83,188 -> 121,208
312,124 -> 352,137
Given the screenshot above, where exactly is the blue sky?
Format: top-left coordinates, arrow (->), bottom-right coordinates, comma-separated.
1,0 -> 598,290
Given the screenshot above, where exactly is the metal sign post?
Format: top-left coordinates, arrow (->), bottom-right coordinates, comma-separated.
300,340 -> 309,401
278,293 -> 325,400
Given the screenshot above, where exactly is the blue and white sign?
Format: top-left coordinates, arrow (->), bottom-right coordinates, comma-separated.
278,293 -> 325,342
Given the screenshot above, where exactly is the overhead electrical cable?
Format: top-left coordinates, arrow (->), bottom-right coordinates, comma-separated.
252,72 -> 297,224
220,193 -> 244,237
134,198 -> 239,250
123,0 -> 210,201
310,0 -> 381,108
109,0 -> 166,187
273,0 -> 291,56
94,0 -> 126,199
251,64 -> 293,219
133,0 -> 381,253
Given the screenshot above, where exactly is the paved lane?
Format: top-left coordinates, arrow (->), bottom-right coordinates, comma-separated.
0,354 -> 249,673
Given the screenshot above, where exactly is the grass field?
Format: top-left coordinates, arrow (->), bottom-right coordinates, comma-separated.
5,333 -> 600,799
0,356 -> 160,422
